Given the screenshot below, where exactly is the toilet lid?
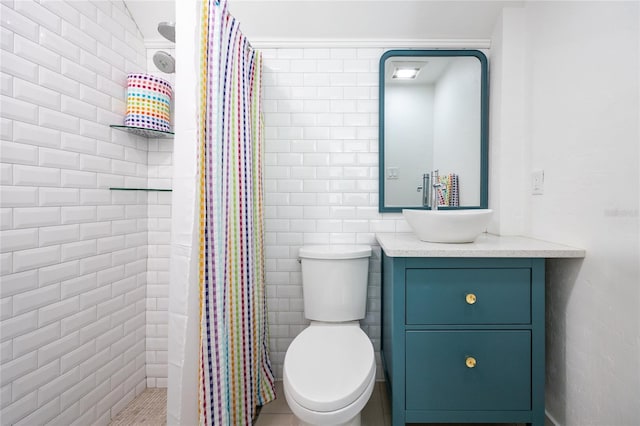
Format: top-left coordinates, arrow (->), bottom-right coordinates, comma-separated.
298,245 -> 372,260
283,324 -> 375,412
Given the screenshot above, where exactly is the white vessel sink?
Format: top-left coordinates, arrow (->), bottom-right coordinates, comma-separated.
402,209 -> 493,243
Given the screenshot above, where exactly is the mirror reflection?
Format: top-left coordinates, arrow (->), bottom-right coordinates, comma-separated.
379,50 -> 488,212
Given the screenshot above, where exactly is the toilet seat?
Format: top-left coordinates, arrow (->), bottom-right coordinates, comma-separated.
284,373 -> 375,426
283,322 -> 375,413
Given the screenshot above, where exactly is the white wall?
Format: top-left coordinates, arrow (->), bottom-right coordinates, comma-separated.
433,58 -> 481,205
144,144 -> 172,389
0,1 -> 152,424
492,2 -> 640,424
385,83 -> 434,206
488,6 -> 527,236
144,49 -> 175,389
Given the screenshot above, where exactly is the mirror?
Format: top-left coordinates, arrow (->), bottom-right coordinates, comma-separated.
378,50 -> 488,212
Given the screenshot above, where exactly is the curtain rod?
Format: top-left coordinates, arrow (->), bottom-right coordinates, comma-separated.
147,38 -> 491,50
246,38 -> 491,49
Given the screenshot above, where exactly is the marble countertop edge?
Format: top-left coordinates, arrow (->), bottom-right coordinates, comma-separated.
376,233 -> 586,258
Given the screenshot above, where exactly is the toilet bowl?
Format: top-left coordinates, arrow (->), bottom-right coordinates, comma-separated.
283,245 -> 374,426
283,322 -> 376,426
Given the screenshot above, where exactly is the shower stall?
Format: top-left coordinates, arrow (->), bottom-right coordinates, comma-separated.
1,0 -> 269,424
0,1 -> 176,424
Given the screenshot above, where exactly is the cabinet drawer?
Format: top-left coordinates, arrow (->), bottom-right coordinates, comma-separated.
406,268 -> 531,325
406,330 -> 531,411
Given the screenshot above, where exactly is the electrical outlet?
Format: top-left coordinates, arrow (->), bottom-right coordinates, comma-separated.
387,167 -> 399,180
532,169 -> 544,195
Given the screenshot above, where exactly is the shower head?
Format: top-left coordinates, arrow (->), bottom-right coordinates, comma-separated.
153,51 -> 175,74
158,21 -> 175,43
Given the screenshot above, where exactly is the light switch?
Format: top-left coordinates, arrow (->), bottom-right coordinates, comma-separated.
387,167 -> 399,180
532,169 -> 544,195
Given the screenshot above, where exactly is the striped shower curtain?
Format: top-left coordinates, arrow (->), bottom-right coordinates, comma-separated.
198,0 -> 275,424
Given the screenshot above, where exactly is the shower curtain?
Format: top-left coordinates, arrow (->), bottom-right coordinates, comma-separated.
198,0 -> 275,424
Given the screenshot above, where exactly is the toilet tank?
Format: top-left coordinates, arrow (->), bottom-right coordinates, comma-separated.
298,245 -> 372,322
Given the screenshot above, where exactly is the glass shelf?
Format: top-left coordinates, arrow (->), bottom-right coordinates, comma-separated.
110,125 -> 174,139
110,187 -> 172,192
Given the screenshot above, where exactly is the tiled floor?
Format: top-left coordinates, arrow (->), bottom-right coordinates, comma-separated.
108,388 -> 167,426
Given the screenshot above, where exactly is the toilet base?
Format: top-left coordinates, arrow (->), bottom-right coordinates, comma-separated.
297,412 -> 360,426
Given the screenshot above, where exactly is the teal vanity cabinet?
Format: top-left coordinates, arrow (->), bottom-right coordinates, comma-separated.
381,254 -> 546,426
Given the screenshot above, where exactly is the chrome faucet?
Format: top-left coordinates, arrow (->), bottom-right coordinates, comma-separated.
417,170 -> 444,209
416,173 -> 431,207
430,170 -> 444,210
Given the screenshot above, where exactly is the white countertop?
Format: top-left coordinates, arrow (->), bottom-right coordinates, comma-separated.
376,233 -> 585,258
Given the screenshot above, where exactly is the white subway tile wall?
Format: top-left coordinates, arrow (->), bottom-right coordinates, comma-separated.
0,1 -> 154,424
144,48 -> 174,389
260,48 -> 409,379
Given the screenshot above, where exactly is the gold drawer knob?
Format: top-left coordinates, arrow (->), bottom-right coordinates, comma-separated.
465,293 -> 477,304
465,356 -> 477,368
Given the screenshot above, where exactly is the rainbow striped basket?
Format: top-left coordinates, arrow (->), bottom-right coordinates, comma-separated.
125,73 -> 173,132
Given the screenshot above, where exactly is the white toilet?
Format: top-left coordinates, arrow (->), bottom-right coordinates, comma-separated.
283,245 -> 375,426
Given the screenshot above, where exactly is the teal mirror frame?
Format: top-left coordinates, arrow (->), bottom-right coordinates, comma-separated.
378,49 -> 489,213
